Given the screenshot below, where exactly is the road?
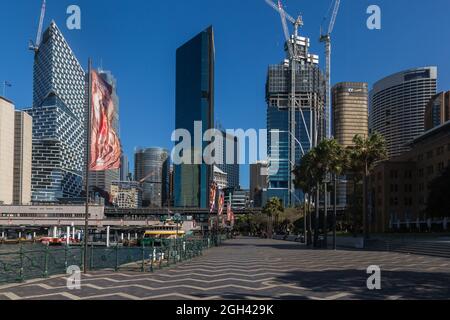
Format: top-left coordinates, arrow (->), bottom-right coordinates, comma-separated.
0,237 -> 449,300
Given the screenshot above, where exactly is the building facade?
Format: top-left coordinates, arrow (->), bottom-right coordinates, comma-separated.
266,35 -> 325,207
332,82 -> 369,207
110,181 -> 142,209
213,165 -> 228,190
134,147 -> 169,207
425,91 -> 450,131
120,153 -> 130,181
174,26 -> 215,208
370,121 -> 450,233
214,127 -> 240,189
370,67 -> 437,158
28,22 -> 86,202
13,111 -> 33,205
0,97 -> 32,205
250,161 -> 269,208
0,97 -> 15,204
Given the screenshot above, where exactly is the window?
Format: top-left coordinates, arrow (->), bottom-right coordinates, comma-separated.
427,166 -> 434,175
437,146 -> 444,156
427,151 -> 433,159
438,162 -> 445,172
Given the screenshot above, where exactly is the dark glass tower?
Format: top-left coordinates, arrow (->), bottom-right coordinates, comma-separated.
174,26 -> 215,208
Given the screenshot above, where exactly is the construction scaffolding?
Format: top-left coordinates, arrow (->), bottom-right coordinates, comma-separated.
266,35 -> 326,207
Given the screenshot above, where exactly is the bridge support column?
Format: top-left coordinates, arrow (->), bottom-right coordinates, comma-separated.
33,232 -> 36,239
72,223 -> 75,240
106,226 -> 110,248
128,233 -> 130,241
53,226 -> 57,238
121,233 -> 124,242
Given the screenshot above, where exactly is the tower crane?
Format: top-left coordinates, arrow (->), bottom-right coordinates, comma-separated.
29,0 -> 47,52
320,0 -> 341,138
265,0 -> 311,207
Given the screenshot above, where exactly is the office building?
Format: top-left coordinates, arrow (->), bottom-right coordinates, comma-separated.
215,126 -> 240,189
13,111 -> 33,205
0,97 -> 15,204
370,67 -> 437,158
0,97 -> 33,205
224,188 -> 250,210
120,153 -> 130,181
332,82 -> 369,207
110,181 -> 142,209
370,121 -> 450,233
134,147 -> 169,207
332,82 -> 369,146
174,26 -> 215,208
425,91 -> 450,131
28,21 -> 86,202
88,69 -> 120,196
250,161 -> 269,207
266,34 -> 325,206
213,165 -> 228,190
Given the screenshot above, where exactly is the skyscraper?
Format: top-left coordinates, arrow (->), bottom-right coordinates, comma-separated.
332,82 -> 369,207
88,69 -> 120,196
13,111 -> 33,205
215,126 -> 240,189
0,97 -> 32,205
135,147 -> 169,207
266,35 -> 325,206
28,21 -> 86,202
250,161 -> 269,208
425,91 -> 450,131
174,26 -> 215,208
332,82 -> 369,146
370,67 -> 437,158
0,97 -> 15,204
120,153 -> 130,181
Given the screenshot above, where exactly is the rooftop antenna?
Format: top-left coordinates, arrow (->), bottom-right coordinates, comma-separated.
29,0 -> 47,53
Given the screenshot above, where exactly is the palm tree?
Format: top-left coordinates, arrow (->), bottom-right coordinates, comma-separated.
263,198 -> 284,238
294,151 -> 316,246
351,133 -> 387,241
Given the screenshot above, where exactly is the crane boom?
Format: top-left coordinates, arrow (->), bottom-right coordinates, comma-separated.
29,0 -> 46,52
264,0 -> 296,24
36,0 -> 46,46
328,0 -> 340,35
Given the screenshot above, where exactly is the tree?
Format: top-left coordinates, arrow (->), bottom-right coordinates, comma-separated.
262,198 -> 284,238
426,166 -> 450,218
350,133 -> 387,240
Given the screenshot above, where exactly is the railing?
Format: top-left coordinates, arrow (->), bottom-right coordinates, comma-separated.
0,234 -> 229,285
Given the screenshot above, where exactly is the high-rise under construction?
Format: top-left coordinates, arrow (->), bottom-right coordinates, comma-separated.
266,34 -> 326,207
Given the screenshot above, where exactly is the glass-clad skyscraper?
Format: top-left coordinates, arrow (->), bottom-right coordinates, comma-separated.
370,67 -> 437,158
266,35 -> 325,207
27,22 -> 86,202
174,26 -> 215,208
135,147 -> 169,207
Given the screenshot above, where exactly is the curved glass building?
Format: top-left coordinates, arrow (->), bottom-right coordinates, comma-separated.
370,67 -> 437,158
134,147 -> 169,207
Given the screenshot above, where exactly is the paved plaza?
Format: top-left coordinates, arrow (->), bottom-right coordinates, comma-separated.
0,237 -> 449,300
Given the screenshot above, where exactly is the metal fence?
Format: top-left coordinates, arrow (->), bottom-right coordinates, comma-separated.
0,234 -> 229,285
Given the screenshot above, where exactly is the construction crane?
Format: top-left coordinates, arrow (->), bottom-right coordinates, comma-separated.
320,0 -> 341,138
29,0 -> 47,52
265,0 -> 310,207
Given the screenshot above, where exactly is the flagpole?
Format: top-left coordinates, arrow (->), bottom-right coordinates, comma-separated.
84,58 -> 92,274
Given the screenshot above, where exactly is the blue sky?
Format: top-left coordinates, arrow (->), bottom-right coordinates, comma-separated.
1,0 -> 449,188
